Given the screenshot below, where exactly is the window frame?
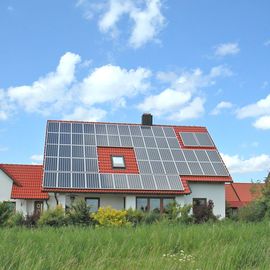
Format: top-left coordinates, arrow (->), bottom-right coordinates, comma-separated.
85,197 -> 100,212
136,197 -> 175,213
111,155 -> 126,169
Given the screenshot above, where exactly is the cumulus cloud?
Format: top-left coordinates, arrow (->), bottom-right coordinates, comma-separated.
138,66 -> 231,121
63,107 -> 107,121
211,101 -> 233,115
214,42 -> 240,57
30,154 -> 43,164
78,0 -> 165,48
221,153 -> 270,174
236,94 -> 270,129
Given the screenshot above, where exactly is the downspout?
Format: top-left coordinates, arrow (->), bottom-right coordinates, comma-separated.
54,193 -> 59,205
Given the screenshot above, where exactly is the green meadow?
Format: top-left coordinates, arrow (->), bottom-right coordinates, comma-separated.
0,222 -> 270,270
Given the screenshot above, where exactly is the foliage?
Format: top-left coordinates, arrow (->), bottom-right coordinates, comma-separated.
91,207 -> 130,226
67,199 -> 94,226
238,201 -> 266,222
0,202 -> 14,226
126,208 -> 145,225
165,201 -> 193,224
142,211 -> 162,224
192,200 -> 218,224
5,212 -> 25,227
38,206 -> 67,227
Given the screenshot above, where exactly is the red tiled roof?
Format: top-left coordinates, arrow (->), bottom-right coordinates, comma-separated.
97,147 -> 139,174
0,164 -> 49,199
183,175 -> 232,183
225,183 -> 263,208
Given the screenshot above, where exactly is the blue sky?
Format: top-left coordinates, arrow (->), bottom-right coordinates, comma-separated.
0,0 -> 270,182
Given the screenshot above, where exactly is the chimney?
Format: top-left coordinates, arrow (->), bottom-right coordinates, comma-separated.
141,113 -> 153,126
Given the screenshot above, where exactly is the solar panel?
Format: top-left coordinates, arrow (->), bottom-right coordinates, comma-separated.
150,161 -> 165,174
141,126 -> 153,137
159,149 -> 173,160
45,157 -> 57,171
188,162 -> 203,175
147,148 -> 160,160
72,146 -> 84,157
152,126 -> 165,137
134,148 -> 148,160
194,150 -> 209,162
84,134 -> 96,145
138,161 -> 152,174
183,150 -> 197,162
132,136 -> 145,147
195,133 -> 214,147
141,175 -> 156,190
95,124 -> 107,134
85,159 -> 98,172
84,124 -> 95,134
108,135 -> 121,147
154,175 -> 170,190
58,173 -> 71,187
107,124 -> 119,135
46,144 -> 58,156
163,127 -> 175,137
127,174 -> 142,189
171,149 -> 185,161
59,158 -> 71,171
180,132 -> 198,146
120,136 -> 133,147
72,173 -> 85,188
72,123 -> 83,133
100,174 -> 114,188
200,162 -> 216,176
48,122 -> 59,132
96,135 -> 108,146
59,145 -> 71,157
60,123 -> 71,133
60,133 -> 71,144
72,159 -> 85,172
72,134 -> 83,145
85,146 -> 97,158
167,138 -> 180,149
47,133 -> 59,144
212,162 -> 229,176
206,150 -> 222,162
129,125 -> 142,136
114,174 -> 128,189
86,174 -> 100,188
43,172 -> 57,187
163,161 -> 178,174
155,137 -> 169,148
167,175 -> 183,190
144,137 -> 157,148
118,125 -> 130,136
175,162 -> 191,175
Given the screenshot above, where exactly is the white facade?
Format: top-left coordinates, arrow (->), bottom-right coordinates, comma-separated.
0,169 -> 15,203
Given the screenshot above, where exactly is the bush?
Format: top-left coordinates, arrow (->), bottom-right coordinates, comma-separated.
142,211 -> 162,224
91,207 -> 130,227
5,212 -> 25,227
238,201 -> 266,222
126,208 -> 145,226
38,206 -> 67,227
165,202 -> 193,224
0,202 -> 14,226
67,199 -> 94,226
192,200 -> 218,224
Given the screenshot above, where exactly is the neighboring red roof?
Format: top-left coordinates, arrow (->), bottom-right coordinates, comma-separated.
225,183 -> 263,208
0,164 -> 49,199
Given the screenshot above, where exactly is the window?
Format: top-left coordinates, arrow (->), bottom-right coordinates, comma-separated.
86,198 -> 100,212
111,156 -> 126,169
136,197 -> 175,213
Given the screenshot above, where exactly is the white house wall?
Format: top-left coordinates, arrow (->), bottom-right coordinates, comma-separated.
184,182 -> 225,218
0,169 -> 15,202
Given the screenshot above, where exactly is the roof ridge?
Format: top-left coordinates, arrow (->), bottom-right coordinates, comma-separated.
0,163 -> 43,167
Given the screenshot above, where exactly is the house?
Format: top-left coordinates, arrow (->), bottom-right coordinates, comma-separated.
225,182 -> 263,215
0,114 -> 232,218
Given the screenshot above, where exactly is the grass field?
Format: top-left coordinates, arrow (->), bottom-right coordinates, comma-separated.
0,222 -> 270,270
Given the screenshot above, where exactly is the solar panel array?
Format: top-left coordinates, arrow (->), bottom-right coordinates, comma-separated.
180,132 -> 214,147
43,122 -> 229,190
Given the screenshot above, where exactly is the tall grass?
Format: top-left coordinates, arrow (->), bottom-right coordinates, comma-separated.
0,221 -> 270,270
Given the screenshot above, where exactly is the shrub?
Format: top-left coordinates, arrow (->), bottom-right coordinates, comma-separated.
0,202 -> 14,226
91,207 -> 130,226
142,211 -> 162,224
5,212 -> 25,227
165,202 -> 193,224
126,208 -> 145,226
38,206 -> 67,227
24,213 -> 41,227
67,199 -> 94,226
192,200 -> 218,224
238,201 -> 266,222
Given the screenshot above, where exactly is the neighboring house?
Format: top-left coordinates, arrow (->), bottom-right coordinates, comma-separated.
0,114 -> 232,218
0,164 -> 49,215
225,182 -> 263,215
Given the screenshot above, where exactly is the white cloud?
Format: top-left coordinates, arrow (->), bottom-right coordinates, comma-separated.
63,106 -> 107,121
79,0 -> 165,48
79,64 -> 151,106
211,101 -> 233,115
264,40 -> 270,47
0,146 -> 8,152
138,66 -> 231,121
214,42 -> 240,57
8,52 -> 81,115
221,153 -> 270,174
236,94 -> 270,130
30,154 -> 43,163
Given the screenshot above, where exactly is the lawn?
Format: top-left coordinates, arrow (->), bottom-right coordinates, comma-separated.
0,222 -> 270,270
